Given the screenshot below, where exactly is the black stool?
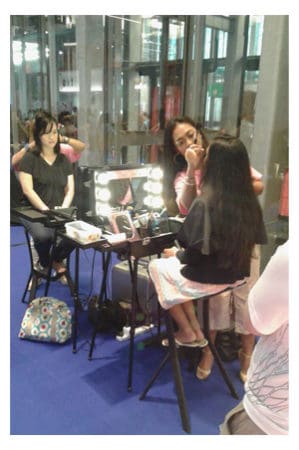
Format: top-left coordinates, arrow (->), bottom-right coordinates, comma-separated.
139,285 -> 244,433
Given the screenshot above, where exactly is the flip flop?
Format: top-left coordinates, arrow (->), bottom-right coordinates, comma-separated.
175,338 -> 208,348
161,338 -> 208,348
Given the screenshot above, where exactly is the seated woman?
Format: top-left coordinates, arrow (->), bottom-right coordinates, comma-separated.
161,116 -> 265,382
149,134 -> 267,355
18,110 -> 76,278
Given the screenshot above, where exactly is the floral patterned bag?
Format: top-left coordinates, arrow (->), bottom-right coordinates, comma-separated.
18,297 -> 72,344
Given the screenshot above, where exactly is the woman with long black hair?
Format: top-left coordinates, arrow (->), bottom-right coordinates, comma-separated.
149,134 -> 267,378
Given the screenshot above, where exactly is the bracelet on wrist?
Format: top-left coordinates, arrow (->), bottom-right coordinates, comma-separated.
185,174 -> 195,181
24,143 -> 30,151
183,177 -> 196,186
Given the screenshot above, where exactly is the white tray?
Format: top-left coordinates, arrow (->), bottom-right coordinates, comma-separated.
65,220 -> 102,244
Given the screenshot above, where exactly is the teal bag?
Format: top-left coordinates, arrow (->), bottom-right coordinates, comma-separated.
18,297 -> 72,344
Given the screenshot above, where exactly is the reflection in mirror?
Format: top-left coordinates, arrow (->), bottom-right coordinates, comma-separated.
109,211 -> 138,239
92,165 -> 164,218
108,179 -> 133,207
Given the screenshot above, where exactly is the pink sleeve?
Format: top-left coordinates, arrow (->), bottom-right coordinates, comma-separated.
248,241 -> 288,334
250,166 -> 262,180
60,144 -> 81,163
174,170 -> 201,215
174,172 -> 189,215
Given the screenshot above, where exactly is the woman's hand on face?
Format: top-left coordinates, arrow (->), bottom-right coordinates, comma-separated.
185,145 -> 206,169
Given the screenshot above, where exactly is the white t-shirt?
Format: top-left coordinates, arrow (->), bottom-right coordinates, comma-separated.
244,241 -> 289,434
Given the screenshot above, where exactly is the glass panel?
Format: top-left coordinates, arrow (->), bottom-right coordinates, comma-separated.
110,15 -> 161,165
247,15 -> 264,56
243,69 -> 259,122
55,16 -> 79,138
10,15 -> 187,166
11,15 -> 244,166
141,17 -> 162,62
203,27 -> 227,59
168,18 -> 185,60
217,30 -> 228,58
203,27 -> 212,58
11,16 -> 49,145
239,69 -> 260,153
204,66 -> 225,129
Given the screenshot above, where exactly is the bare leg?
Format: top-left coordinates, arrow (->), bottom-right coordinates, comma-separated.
181,301 -> 205,341
52,260 -> 67,273
168,303 -> 197,343
196,330 -> 217,379
239,333 -> 255,382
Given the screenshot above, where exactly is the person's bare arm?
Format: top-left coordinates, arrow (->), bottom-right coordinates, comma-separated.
252,179 -> 264,195
19,171 -> 49,211
61,174 -> 75,208
239,297 -> 261,335
60,136 -> 85,154
12,141 -> 35,169
178,144 -> 205,212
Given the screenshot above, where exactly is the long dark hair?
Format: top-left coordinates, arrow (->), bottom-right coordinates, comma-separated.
32,110 -> 60,155
161,116 -> 209,215
201,133 -> 263,271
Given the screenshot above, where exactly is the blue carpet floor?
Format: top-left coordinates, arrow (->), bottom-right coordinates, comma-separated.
10,224 -> 245,436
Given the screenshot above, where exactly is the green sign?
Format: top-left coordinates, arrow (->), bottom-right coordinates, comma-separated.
207,83 -> 223,97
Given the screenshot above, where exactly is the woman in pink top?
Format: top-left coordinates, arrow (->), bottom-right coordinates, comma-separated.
162,116 -> 209,216
161,116 -> 264,383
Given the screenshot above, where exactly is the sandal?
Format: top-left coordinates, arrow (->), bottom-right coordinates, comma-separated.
196,348 -> 214,381
59,274 -> 68,285
161,337 -> 208,348
196,366 -> 211,381
52,261 -> 67,274
28,277 -> 42,291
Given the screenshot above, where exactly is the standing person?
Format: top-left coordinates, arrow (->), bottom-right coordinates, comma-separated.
161,116 -> 209,217
149,134 -> 267,350
18,110 -> 75,277
161,116 -> 264,382
220,240 -> 288,435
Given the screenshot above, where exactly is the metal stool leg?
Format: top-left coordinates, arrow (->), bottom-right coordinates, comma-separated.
164,312 -> 191,433
127,257 -> 138,392
63,270 -> 81,353
139,352 -> 170,399
21,275 -> 32,303
88,328 -> 98,360
28,273 -> 38,303
140,311 -> 191,433
21,228 -> 37,304
87,252 -> 111,361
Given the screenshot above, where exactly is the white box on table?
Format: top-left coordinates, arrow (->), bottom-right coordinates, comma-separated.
65,220 -> 102,244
